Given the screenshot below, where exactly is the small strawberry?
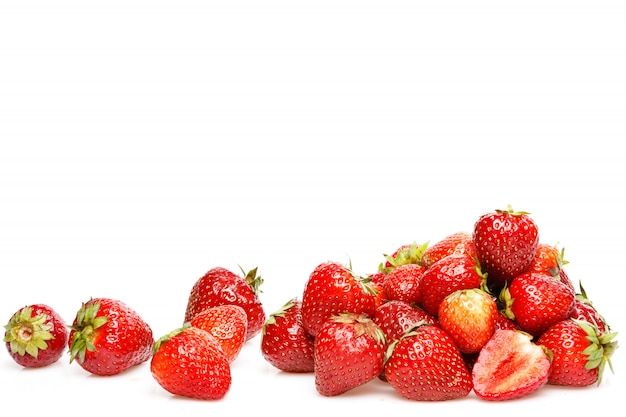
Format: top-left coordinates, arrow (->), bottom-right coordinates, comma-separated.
421,232 -> 477,269
189,304 -> 248,362
4,304 -> 68,368
184,266 -> 266,341
438,288 -> 497,354
150,324 -> 231,400
261,297 -> 315,373
301,261 -> 378,337
314,313 -> 386,396
473,205 -> 539,289
382,263 -> 425,305
384,324 -> 473,401
472,329 -> 551,401
537,318 -> 618,386
418,253 -> 487,316
68,297 -> 154,376
569,282 -> 609,333
501,271 -> 575,337
380,241 -> 428,272
527,242 -> 567,277
372,300 -> 438,345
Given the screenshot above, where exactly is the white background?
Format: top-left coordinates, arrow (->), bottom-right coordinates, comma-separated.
1,0 -> 624,413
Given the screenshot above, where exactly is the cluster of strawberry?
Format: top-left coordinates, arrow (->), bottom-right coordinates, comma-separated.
3,267 -> 266,400
260,206 -> 619,401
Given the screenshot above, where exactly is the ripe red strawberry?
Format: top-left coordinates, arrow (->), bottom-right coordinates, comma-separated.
473,205 -> 539,289
150,324 -> 231,400
380,241 -> 428,272
372,300 -> 438,345
382,263 -> 425,305
384,324 -> 473,401
68,297 -> 154,376
184,266 -> 266,341
501,271 -> 575,337
189,304 -> 247,362
472,329 -> 551,401
261,297 -> 315,373
314,313 -> 386,396
4,304 -> 68,368
568,282 -> 609,333
301,261 -> 378,337
418,253 -> 487,316
438,288 -> 497,354
421,231 -> 477,269
537,319 -> 617,386
527,242 -> 567,277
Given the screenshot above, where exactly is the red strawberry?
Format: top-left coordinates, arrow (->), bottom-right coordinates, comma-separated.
189,304 -> 247,362
380,241 -> 428,272
472,329 -> 551,401
314,313 -> 386,396
421,232 -> 477,269
382,263 -> 425,305
184,266 -> 266,341
301,261 -> 378,337
4,304 -> 68,368
150,324 -> 231,400
384,324 -> 473,401
261,297 -> 315,373
438,288 -> 497,354
501,271 -> 575,337
527,242 -> 567,277
473,205 -> 539,289
68,297 -> 154,376
569,282 -> 609,333
372,300 -> 438,345
537,319 -> 617,386
418,253 -> 487,316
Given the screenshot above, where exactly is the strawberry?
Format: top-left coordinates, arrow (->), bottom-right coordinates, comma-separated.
184,266 -> 266,341
472,329 -> 551,401
68,297 -> 154,376
569,282 -> 609,333
472,205 -> 539,289
4,304 -> 68,368
372,300 -> 438,345
301,261 -> 377,337
380,241 -> 428,272
501,271 -> 575,337
537,319 -> 618,386
261,297 -> 315,373
189,304 -> 247,362
382,263 -> 425,305
314,312 -> 386,396
437,288 -> 497,354
150,324 -> 231,400
384,324 -> 473,401
418,253 -> 487,316
421,231 -> 477,269
527,242 -> 567,277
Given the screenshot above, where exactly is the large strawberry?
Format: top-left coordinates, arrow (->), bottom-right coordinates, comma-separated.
421,231 -> 477,269
473,205 -> 539,289
261,297 -> 315,373
4,304 -> 68,368
68,297 -> 154,376
472,329 -> 551,401
301,261 -> 377,337
384,324 -> 473,401
150,324 -> 231,400
501,271 -> 575,337
537,319 -> 618,386
189,304 -> 247,362
314,312 -> 386,396
184,266 -> 265,341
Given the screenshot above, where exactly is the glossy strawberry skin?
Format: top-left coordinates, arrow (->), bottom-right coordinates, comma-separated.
150,326 -> 231,400
184,266 -> 266,341
261,298 -> 315,373
384,324 -> 473,401
301,261 -> 377,338
4,304 -> 68,368
372,300 -> 437,345
68,298 -> 154,376
473,207 -> 539,289
383,263 -> 425,305
421,232 -> 477,269
314,313 -> 386,396
189,304 -> 248,362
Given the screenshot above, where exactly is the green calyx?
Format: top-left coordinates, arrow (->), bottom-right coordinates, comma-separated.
574,319 -> 619,385
495,204 -> 531,216
379,241 -> 429,273
152,323 -> 191,354
240,266 -> 264,297
68,300 -> 108,364
3,306 -> 54,358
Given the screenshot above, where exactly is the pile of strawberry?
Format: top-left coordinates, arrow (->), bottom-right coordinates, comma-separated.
260,206 -> 619,401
